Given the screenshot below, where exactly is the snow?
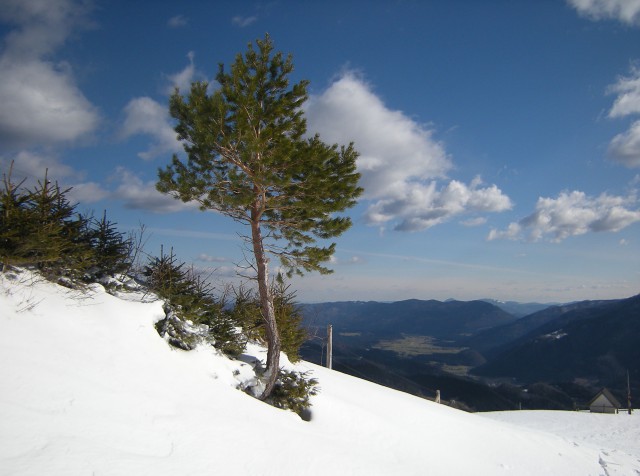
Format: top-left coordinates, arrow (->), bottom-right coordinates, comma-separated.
484,411 -> 640,475
1,270 -> 639,475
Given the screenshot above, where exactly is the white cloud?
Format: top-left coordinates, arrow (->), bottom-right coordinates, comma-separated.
306,73 -> 451,197
123,53 -> 205,159
167,15 -> 188,28
608,120 -> 640,166
66,181 -> 110,204
488,190 -> 640,242
0,151 -> 109,205
608,65 -> 640,118
0,0 -> 99,149
1,150 -> 78,183
305,73 -> 512,231
231,15 -> 257,27
120,97 -> 182,160
568,0 -> 640,25
113,167 -> 197,213
165,51 -> 205,94
607,66 -> 640,167
365,179 -> 512,232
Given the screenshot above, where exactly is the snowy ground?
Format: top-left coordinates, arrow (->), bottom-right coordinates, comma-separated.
1,270 -> 639,475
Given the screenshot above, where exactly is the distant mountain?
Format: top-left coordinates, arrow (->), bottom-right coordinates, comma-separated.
302,299 -> 516,343
473,294 -> 640,391
300,296 -> 640,411
464,299 -> 616,357
479,299 -> 553,318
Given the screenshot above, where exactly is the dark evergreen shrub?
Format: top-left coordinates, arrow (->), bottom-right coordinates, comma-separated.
154,304 -> 211,351
0,171 -> 29,271
227,275 -> 307,362
86,211 -> 134,281
1,166 -> 134,287
144,247 -> 246,354
272,276 -> 307,363
266,370 -> 319,419
1,169 -> 95,285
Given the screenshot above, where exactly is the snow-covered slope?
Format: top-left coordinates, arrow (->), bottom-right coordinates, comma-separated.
1,271 -> 638,475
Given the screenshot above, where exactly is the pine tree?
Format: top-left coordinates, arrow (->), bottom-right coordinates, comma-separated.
272,275 -> 307,363
157,35 -> 362,399
1,169 -> 95,282
26,175 -> 95,283
0,165 -> 29,271
88,210 -> 133,280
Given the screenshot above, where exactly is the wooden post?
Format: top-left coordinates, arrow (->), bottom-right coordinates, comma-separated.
628,370 -> 633,415
327,324 -> 333,370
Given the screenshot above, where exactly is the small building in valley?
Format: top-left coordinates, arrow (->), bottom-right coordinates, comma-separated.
588,388 -> 622,414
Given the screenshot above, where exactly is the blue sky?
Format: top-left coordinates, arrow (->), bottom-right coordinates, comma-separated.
1,0 -> 640,303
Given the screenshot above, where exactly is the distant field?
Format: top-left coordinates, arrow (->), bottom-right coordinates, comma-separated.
373,335 -> 467,357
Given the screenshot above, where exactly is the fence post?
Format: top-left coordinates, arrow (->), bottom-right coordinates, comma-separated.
327,324 -> 333,370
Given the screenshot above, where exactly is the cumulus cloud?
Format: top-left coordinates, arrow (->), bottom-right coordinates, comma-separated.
1,150 -> 78,183
365,179 -> 512,231
305,73 -> 512,231
112,167 -> 198,213
0,0 -> 99,149
120,97 -> 182,160
0,151 -> 111,205
607,65 -> 640,167
165,51 -> 202,94
568,0 -> 640,25
488,190 -> 640,242
608,65 -> 640,118
123,53 -> 206,158
66,181 -> 110,204
609,120 -> 640,166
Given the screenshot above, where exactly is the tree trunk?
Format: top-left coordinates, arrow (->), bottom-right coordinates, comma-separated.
251,217 -> 281,400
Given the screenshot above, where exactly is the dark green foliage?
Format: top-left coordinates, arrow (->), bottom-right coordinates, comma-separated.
266,370 -> 319,419
0,171 -> 29,270
144,247 -> 246,355
158,35 -> 362,276
86,211 -> 133,280
157,35 -> 362,398
226,284 -> 263,340
154,304 -> 211,351
0,167 -> 133,286
29,180 -> 95,283
227,275 -> 307,362
272,275 -> 307,362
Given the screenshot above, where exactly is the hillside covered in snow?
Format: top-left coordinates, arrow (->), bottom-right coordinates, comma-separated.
1,270 -> 639,475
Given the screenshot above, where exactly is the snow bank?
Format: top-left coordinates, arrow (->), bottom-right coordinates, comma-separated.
1,270 -> 638,475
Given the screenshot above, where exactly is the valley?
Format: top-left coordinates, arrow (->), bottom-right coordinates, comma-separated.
301,295 -> 640,412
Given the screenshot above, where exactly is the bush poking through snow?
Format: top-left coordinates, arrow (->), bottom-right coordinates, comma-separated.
154,305 -> 211,351
144,247 -> 246,355
265,370 -> 319,420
